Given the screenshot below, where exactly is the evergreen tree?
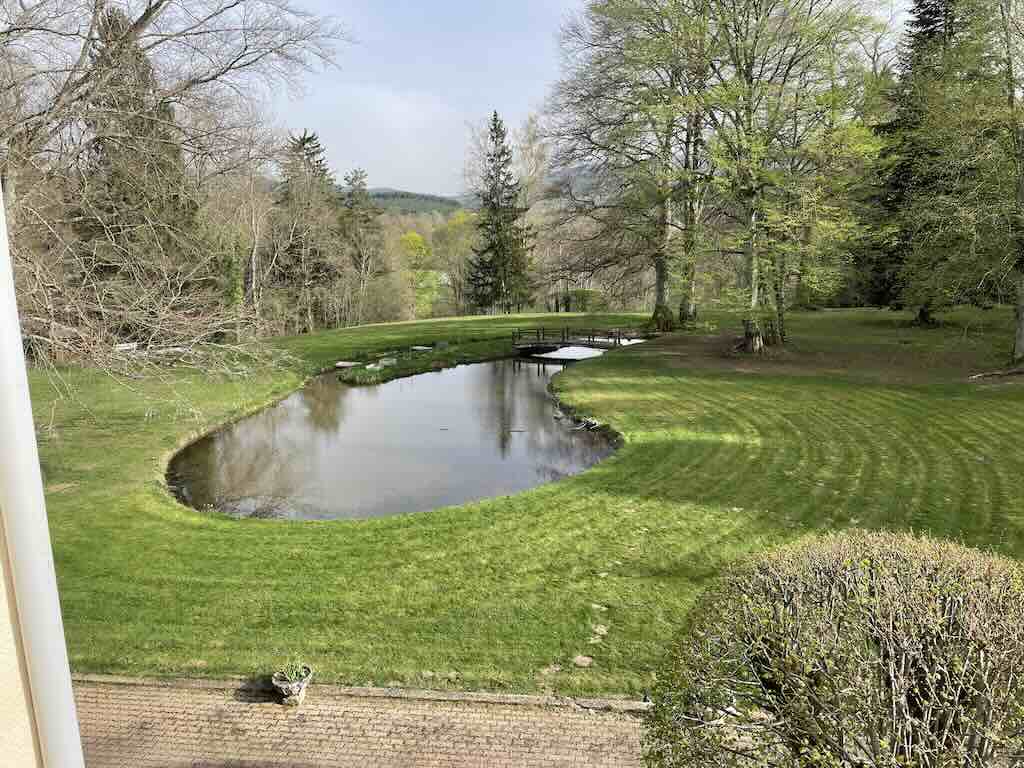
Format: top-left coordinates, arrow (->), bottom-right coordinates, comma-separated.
894,0 -> 1005,321
864,0 -> 998,314
76,7 -> 194,270
467,112 -> 533,313
338,168 -> 383,325
72,6 -> 203,342
271,130 -> 341,332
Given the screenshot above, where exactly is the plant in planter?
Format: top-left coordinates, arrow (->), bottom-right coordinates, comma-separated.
271,659 -> 313,707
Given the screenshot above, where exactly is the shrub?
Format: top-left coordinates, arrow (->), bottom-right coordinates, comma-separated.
645,531 -> 1024,768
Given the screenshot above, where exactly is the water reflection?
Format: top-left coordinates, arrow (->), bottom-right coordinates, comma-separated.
168,359 -> 613,520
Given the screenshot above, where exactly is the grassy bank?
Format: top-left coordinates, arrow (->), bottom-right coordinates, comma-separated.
32,309 -> 1024,695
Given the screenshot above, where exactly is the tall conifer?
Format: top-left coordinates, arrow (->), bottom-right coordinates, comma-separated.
467,112 -> 533,313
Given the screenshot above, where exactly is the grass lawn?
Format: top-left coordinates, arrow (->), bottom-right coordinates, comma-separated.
32,308 -> 1024,695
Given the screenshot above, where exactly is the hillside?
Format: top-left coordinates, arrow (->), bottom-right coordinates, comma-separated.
368,188 -> 463,215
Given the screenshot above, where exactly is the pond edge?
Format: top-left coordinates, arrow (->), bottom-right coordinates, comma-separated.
159,343 -> 625,520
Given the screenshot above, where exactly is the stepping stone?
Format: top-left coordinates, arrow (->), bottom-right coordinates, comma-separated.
412,345 -> 433,352
335,361 -> 361,369
573,655 -> 594,668
379,357 -> 397,367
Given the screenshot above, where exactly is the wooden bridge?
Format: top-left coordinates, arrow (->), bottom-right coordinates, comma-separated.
512,327 -> 648,355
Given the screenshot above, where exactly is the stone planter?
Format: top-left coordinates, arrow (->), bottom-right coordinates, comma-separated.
271,665 -> 313,707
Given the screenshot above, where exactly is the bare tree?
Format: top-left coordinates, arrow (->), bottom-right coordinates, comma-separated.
0,0 -> 346,363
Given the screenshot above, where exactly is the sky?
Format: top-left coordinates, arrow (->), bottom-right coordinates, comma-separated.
272,0 -> 582,196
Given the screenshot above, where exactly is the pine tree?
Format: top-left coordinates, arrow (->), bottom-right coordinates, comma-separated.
71,6 -> 206,344
894,0 -> 1004,322
467,112 -> 533,313
272,131 -> 341,332
865,0 -> 1000,315
76,7 -> 194,269
338,168 -> 383,325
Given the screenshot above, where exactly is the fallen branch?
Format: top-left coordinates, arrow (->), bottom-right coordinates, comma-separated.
969,368 -> 1024,381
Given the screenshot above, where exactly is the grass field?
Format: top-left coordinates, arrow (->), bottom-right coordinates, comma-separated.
31,308 -> 1024,695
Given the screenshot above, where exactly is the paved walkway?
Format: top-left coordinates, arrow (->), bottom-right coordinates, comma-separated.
74,675 -> 645,767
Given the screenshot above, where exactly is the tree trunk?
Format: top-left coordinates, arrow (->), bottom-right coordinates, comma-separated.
1015,271 -> 1024,364
652,254 -> 674,331
678,237 -> 699,326
742,203 -> 764,353
651,199 -> 675,331
774,251 -> 787,344
915,304 -> 936,327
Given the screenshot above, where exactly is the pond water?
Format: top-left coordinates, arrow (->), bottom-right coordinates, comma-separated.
167,359 -> 615,520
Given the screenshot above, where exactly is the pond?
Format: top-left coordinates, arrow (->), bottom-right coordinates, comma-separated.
167,359 -> 615,520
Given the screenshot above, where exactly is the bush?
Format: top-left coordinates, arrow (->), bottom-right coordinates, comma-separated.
645,531 -> 1024,768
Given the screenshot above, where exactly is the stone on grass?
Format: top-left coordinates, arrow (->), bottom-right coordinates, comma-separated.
573,655 -> 594,668
541,664 -> 562,676
335,361 -> 360,369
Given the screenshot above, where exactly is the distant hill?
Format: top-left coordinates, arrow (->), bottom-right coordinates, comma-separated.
368,188 -> 463,215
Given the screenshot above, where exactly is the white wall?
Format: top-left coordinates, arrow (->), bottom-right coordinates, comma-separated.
0,520 -> 41,767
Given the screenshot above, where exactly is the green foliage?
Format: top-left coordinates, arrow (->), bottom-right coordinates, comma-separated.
467,112 -> 534,312
369,189 -> 462,215
277,656 -> 310,682
870,0 -> 1015,317
431,210 -> 478,314
896,0 -> 1017,315
646,530 -> 1024,767
399,231 -> 431,269
270,131 -> 343,332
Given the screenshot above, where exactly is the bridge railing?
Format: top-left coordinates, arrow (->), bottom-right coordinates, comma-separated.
512,328 -> 643,346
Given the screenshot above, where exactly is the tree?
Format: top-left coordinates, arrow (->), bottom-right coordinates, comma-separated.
269,131 -> 342,333
548,0 -> 712,331
996,0 -> 1024,363
398,230 -> 438,318
702,0 -> 868,350
646,531 -> 1024,768
432,210 -> 478,315
1,0 -> 344,363
889,0 -> 1024,356
339,169 -> 384,326
467,112 -> 533,313
514,113 -> 550,209
68,6 -> 209,346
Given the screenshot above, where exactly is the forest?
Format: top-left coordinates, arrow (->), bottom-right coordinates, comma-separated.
3,0 -> 1024,366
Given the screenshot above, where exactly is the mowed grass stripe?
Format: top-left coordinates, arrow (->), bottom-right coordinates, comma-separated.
30,308 -> 1024,694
